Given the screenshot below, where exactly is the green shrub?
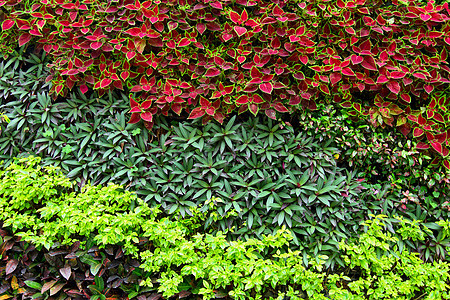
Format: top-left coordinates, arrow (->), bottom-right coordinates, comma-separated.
2,157 -> 450,299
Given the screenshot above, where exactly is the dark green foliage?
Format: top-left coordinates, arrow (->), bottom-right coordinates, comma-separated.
0,47 -> 50,103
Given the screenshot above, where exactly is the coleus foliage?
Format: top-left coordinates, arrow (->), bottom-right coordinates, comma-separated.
1,0 -> 450,165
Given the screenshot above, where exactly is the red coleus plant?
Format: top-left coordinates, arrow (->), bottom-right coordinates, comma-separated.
1,0 -> 450,167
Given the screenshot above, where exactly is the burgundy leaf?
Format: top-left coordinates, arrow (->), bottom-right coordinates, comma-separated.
265,109 -> 276,119
413,127 -> 424,137
2,19 -> 15,31
18,33 -> 32,47
424,84 -> 434,94
141,112 -> 153,122
377,75 -> 389,84
196,23 -> 206,34
128,113 -> 141,124
390,71 -> 406,79
259,82 -> 273,94
178,38 -> 191,47
386,81 -> 400,94
234,26 -> 247,37
6,259 -> 18,275
273,102 -> 288,112
361,56 -> 377,71
236,95 -> 249,105
80,84 -> 89,94
188,107 -> 205,119
351,55 -> 363,65
416,142 -> 430,149
100,78 -> 112,88
205,68 -> 221,77
330,72 -> 342,86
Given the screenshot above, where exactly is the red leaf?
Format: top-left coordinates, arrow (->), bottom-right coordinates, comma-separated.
113,80 -> 123,90
413,127 -> 424,137
340,101 -> 352,108
197,23 -> 206,34
2,19 -> 15,31
80,84 -> 88,94
90,41 -> 103,50
386,81 -> 400,94
351,55 -> 363,65
141,100 -> 152,109
234,26 -> 247,37
128,113 -> 141,123
249,103 -> 258,116
412,73 -> 427,80
251,66 -> 262,79
205,68 -> 221,77
330,73 -> 342,86
213,111 -> 225,124
345,27 -> 356,35
319,84 -> 330,95
433,112 -> 444,123
400,93 -> 411,103
241,9 -> 248,23
188,107 -> 206,119
230,11 -> 241,23
126,51 -> 136,60
361,56 -> 377,71
377,75 -> 389,84
222,33 -> 233,42
131,85 -> 143,92
444,160 -> 450,170
141,112 -> 153,122
18,33 -> 32,47
430,142 -> 443,154
130,97 -> 139,108
210,1 -> 223,9
120,71 -> 130,81
390,71 -> 406,79
271,37 -> 281,49
259,82 -> 273,94
252,94 -> 264,104
205,107 -> 216,116
416,142 -> 430,149
420,14 -> 431,21
236,95 -> 249,105
299,55 -> 308,64
424,84 -> 434,94
273,102 -> 288,112
172,103 -> 182,115
342,68 -> 355,76
100,78 -> 112,88
178,38 -> 191,47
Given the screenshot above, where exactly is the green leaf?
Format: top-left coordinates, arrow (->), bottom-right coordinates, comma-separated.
25,281 -> 43,290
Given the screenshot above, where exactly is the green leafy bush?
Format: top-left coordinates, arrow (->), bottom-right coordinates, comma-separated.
2,158 -> 450,299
